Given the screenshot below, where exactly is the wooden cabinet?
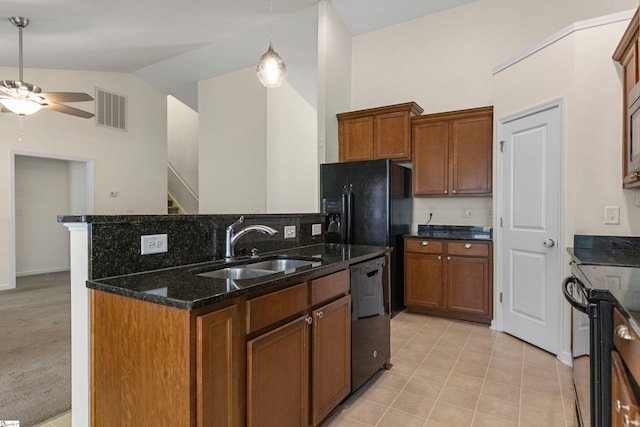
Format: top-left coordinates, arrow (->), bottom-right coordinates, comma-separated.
91,268 -> 352,427
614,8 -> 640,188
246,270 -> 351,427
412,106 -> 493,196
337,102 -> 423,162
612,308 -> 640,426
404,238 -> 492,324
197,304 -> 244,427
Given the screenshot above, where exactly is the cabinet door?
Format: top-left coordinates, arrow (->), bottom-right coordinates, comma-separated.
247,316 -> 310,427
451,114 -> 492,195
312,295 -> 351,426
412,121 -> 449,196
339,116 -> 374,162
446,256 -> 490,318
197,304 -> 243,427
404,252 -> 444,308
375,111 -> 411,161
611,351 -> 640,427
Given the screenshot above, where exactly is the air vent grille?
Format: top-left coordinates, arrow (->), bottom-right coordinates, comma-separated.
95,88 -> 127,131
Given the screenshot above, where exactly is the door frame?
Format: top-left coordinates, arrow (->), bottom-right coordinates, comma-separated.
8,150 -> 95,290
494,98 -> 569,364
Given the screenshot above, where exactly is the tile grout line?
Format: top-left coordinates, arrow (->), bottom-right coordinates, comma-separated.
372,318 -> 450,426
468,323 -> 499,427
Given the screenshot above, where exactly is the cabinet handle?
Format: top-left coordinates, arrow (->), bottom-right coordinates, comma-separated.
305,316 -> 313,325
464,243 -> 472,249
452,190 -> 456,194
616,324 -> 634,341
447,256 -> 451,261
624,414 -> 640,426
617,400 -> 631,413
316,311 -> 324,319
373,350 -> 378,358
421,241 -> 428,246
438,256 -> 442,260
444,190 -> 448,194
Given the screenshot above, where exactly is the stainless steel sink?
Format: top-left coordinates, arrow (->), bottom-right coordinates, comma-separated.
245,258 -> 318,272
197,267 -> 275,280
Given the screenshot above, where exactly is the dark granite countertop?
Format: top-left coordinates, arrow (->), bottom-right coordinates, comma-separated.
406,225 -> 493,241
87,243 -> 388,311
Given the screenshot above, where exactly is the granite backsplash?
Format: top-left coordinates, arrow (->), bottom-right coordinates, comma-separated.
58,214 -> 326,280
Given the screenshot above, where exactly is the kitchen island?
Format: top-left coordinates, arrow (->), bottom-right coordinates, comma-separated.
59,214 -> 390,427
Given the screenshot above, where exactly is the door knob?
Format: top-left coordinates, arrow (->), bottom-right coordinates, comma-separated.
543,239 -> 555,248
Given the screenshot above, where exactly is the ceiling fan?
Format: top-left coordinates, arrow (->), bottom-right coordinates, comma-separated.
0,17 -> 94,118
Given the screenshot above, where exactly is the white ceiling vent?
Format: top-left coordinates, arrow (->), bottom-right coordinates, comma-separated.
95,88 -> 127,131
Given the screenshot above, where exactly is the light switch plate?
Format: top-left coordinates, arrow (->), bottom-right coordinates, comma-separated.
312,223 -> 322,236
604,206 -> 620,225
284,225 -> 296,239
141,234 -> 168,255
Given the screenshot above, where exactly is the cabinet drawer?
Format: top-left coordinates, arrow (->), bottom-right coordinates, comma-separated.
311,269 -> 349,306
613,308 -> 640,386
405,239 -> 443,254
246,283 -> 308,334
447,242 -> 489,257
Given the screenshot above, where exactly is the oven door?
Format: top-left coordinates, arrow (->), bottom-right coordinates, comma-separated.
563,275 -> 591,427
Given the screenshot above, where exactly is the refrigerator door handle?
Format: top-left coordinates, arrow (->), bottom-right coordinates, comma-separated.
341,186 -> 349,244
346,185 -> 354,244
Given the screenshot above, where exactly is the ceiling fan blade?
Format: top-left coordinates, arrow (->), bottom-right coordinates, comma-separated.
40,92 -> 94,103
43,102 -> 94,119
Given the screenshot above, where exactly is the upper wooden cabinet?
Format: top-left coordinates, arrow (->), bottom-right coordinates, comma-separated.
614,8 -> 640,188
337,102 -> 424,162
412,106 -> 493,197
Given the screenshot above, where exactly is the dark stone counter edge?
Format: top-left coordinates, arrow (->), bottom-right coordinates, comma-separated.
405,234 -> 493,242
58,213 -> 324,223
87,244 -> 389,311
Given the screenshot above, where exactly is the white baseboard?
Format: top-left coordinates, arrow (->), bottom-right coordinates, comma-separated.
16,267 -> 70,277
557,350 -> 573,367
0,283 -> 16,291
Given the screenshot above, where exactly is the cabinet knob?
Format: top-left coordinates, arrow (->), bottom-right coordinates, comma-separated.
623,413 -> 640,426
305,316 -> 313,325
617,400 -> 631,413
447,256 -> 451,261
616,324 -> 634,341
316,311 -> 324,319
373,350 -> 378,358
444,190 -> 448,194
464,243 -> 472,249
452,190 -> 457,194
420,241 -> 428,246
438,256 -> 442,260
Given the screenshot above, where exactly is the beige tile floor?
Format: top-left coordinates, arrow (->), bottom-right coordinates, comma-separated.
35,411 -> 70,427
37,312 -> 576,427
325,312 -> 577,427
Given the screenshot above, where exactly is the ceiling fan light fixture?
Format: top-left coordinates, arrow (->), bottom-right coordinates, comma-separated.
256,42 -> 287,88
0,98 -> 43,115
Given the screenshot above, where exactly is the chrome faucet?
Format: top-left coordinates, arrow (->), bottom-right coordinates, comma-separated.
224,216 -> 278,261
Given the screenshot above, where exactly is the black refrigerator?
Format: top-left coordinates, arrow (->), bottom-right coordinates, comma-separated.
320,159 -> 412,315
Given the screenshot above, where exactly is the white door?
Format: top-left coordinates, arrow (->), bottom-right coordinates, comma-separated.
498,102 -> 562,355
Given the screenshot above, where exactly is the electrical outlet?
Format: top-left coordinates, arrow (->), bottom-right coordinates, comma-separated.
312,223 -> 322,236
141,234 -> 168,255
284,225 -> 296,239
462,208 -> 472,218
604,206 -> 620,225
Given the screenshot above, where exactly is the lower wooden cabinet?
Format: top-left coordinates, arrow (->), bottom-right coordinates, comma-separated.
612,351 -> 640,426
404,238 -> 492,324
91,268 -> 353,427
247,293 -> 351,427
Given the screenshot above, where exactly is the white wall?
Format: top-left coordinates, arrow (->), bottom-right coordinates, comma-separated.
198,67 -> 268,213
167,96 -> 199,195
318,0 -> 352,165
266,83 -> 318,213
15,156 -> 71,275
347,0 -> 637,229
0,67 -> 168,288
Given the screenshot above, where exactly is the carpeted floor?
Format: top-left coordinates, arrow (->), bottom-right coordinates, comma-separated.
0,272 -> 71,427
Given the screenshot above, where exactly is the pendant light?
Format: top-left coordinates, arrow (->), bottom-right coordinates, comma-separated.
256,0 -> 286,87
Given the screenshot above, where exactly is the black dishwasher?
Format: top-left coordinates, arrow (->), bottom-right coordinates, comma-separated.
350,256 -> 390,392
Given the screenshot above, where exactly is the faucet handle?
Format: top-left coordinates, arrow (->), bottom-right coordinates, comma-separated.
227,215 -> 244,231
